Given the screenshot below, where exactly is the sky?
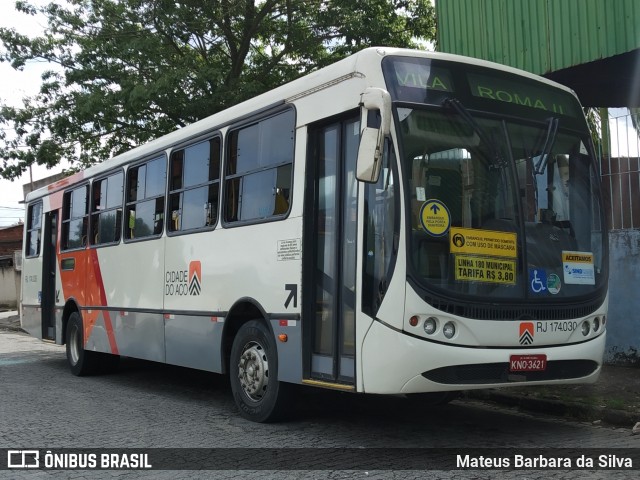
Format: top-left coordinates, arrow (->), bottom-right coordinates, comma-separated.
0,1 -> 638,227
0,0 -> 68,227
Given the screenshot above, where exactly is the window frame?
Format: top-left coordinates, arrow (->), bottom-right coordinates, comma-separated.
61,183 -> 90,252
166,134 -> 222,237
123,154 -> 168,243
222,106 -> 296,228
25,201 -> 43,258
89,168 -> 125,248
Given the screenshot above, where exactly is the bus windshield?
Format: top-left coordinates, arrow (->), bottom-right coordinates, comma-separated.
381,55 -> 607,304
398,105 -> 606,301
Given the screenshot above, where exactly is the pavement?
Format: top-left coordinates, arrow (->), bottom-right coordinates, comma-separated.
1,309 -> 638,432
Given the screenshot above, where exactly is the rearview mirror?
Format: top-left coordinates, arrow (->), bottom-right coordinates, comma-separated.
356,88 -> 391,183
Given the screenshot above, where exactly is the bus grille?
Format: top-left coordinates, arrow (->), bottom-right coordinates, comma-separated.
424,295 -> 602,321
422,360 -> 598,384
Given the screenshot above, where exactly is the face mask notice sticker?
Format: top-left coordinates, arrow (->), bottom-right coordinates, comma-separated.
450,227 -> 517,258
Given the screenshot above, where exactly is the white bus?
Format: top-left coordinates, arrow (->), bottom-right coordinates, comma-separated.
21,47 -> 608,422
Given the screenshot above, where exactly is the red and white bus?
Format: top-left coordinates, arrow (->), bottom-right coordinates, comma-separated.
22,47 -> 608,422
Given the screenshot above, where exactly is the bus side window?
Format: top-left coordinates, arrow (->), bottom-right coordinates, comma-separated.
90,171 -> 123,246
26,201 -> 43,257
224,109 -> 294,223
168,137 -> 221,233
125,156 -> 166,240
61,185 -> 89,251
363,139 -> 397,315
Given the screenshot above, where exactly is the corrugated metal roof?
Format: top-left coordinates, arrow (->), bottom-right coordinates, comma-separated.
437,0 -> 640,75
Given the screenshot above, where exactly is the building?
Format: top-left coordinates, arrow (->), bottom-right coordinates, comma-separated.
436,0 -> 640,363
0,224 -> 23,309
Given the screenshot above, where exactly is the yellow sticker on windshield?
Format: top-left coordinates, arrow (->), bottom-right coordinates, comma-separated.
450,227 -> 517,258
455,255 -> 516,284
420,199 -> 451,237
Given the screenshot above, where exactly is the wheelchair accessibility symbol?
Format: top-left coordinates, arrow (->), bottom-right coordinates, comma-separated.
529,269 -> 547,294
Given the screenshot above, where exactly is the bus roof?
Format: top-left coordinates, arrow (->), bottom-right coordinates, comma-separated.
25,47 -> 577,203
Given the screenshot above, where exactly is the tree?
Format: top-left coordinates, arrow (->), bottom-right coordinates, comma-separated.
0,0 -> 436,179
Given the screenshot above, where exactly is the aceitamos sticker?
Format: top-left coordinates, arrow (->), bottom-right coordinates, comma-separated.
562,251 -> 595,285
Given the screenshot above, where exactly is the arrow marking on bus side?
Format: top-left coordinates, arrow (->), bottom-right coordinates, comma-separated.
284,284 -> 298,309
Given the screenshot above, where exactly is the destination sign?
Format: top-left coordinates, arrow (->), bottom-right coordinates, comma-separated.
391,61 -> 454,93
383,57 -> 582,121
468,73 -> 580,118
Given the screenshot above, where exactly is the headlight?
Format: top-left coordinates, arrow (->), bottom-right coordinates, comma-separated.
423,317 -> 438,335
581,321 -> 590,336
443,321 -> 456,339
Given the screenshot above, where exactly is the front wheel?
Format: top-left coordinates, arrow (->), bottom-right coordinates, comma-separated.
229,320 -> 290,422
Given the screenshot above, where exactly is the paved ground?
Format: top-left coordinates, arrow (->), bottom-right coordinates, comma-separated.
0,329 -> 639,479
1,309 -> 638,430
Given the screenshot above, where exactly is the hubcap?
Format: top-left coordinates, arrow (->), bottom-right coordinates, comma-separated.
69,324 -> 80,365
237,341 -> 269,402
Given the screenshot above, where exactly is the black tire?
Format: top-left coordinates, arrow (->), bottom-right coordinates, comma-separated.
229,320 -> 290,423
65,312 -> 99,376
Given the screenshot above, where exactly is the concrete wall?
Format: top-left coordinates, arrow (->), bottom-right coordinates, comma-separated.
606,230 -> 640,365
0,265 -> 20,309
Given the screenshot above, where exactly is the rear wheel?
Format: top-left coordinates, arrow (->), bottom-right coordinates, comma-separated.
229,320 -> 290,422
66,312 -> 99,376
66,312 -> 120,375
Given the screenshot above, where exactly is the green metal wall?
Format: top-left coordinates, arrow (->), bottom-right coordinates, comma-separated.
436,0 -> 640,74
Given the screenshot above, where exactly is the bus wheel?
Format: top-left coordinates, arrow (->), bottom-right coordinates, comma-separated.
65,312 -> 98,376
230,320 -> 290,422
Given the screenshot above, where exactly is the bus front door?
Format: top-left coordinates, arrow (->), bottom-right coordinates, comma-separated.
304,117 -> 359,385
41,210 -> 58,341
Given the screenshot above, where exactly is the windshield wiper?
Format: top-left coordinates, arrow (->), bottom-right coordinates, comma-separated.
533,117 -> 559,174
442,97 -> 504,168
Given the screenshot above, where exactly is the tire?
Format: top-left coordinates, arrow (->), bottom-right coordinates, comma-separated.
65,312 -> 99,376
229,320 -> 290,423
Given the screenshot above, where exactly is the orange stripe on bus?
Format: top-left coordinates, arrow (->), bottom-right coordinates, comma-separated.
89,249 -> 119,355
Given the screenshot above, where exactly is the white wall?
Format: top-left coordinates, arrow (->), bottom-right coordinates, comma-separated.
606,230 -> 640,365
0,265 -> 20,308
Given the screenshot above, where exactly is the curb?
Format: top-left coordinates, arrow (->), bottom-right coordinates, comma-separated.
0,315 -> 26,334
0,325 -> 27,334
468,390 -> 639,428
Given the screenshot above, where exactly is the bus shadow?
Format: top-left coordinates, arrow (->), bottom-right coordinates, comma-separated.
47,354 -> 476,425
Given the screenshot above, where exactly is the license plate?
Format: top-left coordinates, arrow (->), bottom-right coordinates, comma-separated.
509,354 -> 547,372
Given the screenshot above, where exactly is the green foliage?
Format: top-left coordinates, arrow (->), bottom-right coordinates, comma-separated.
583,107 -> 602,157
0,0 -> 436,179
